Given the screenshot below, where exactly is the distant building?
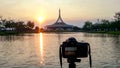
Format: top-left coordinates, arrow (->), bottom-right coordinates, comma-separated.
0,18 -> 16,31
0,20 -> 5,31
0,25 -> 5,31
45,9 -> 75,31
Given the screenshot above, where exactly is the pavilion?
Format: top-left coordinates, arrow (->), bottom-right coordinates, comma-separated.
45,9 -> 74,31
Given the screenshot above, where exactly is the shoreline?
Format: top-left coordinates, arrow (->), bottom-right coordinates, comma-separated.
0,31 -> 120,35
86,31 -> 120,35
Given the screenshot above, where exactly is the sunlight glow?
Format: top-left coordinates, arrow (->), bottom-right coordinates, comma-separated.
38,16 -> 44,23
39,33 -> 44,64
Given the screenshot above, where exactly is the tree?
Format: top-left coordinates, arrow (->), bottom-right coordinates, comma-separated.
83,21 -> 92,31
114,12 -> 120,21
27,21 -> 34,29
101,19 -> 110,31
113,12 -> 120,31
35,26 -> 40,32
16,21 -> 25,32
4,20 -> 13,27
73,26 -> 81,31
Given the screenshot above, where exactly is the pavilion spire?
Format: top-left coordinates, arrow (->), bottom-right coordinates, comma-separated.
59,8 -> 61,17
55,8 -> 65,24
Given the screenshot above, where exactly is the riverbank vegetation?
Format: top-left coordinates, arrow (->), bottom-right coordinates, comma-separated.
82,12 -> 120,35
0,12 -> 120,35
0,18 -> 41,35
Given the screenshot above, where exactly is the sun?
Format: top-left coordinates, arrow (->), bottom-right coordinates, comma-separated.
38,16 -> 44,23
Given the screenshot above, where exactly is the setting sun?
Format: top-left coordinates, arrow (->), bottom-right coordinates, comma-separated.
38,16 -> 44,23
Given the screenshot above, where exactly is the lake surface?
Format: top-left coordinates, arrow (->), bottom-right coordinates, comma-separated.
0,32 -> 120,68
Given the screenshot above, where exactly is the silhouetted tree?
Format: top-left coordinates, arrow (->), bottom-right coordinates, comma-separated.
83,21 -> 92,31
4,20 -> 15,28
114,12 -> 120,30
77,12 -> 120,31
35,26 -> 40,32
73,26 -> 81,31
114,12 -> 120,21
16,21 -> 25,32
27,21 -> 35,29
101,19 -> 110,31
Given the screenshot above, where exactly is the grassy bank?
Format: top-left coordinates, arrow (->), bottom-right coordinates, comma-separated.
0,31 -> 20,35
107,31 -> 120,35
88,31 -> 120,35
1,30 -> 120,35
0,30 -> 41,35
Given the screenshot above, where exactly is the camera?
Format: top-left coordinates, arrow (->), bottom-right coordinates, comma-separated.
59,37 -> 92,68
61,37 -> 89,58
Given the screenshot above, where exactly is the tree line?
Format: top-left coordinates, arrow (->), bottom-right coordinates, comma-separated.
0,18 -> 40,33
82,12 -> 120,32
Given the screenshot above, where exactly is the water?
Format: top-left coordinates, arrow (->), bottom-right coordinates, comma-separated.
0,32 -> 120,68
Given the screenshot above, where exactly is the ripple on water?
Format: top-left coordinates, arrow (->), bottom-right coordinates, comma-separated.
0,33 -> 120,68
103,66 -> 113,68
0,60 -> 8,65
116,66 -> 120,68
103,65 -> 120,68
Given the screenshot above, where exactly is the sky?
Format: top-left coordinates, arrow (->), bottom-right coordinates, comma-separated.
0,0 -> 120,27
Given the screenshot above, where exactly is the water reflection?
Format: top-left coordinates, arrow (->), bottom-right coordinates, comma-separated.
0,32 -> 120,68
83,33 -> 120,37
34,33 -> 44,65
57,33 -> 61,46
39,33 -> 44,64
0,35 -> 24,41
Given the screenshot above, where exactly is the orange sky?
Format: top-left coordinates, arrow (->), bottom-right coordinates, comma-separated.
0,0 -> 120,27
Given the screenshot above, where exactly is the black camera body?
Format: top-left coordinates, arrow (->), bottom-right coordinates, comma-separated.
59,37 -> 92,68
61,42 -> 89,58
60,38 -> 89,58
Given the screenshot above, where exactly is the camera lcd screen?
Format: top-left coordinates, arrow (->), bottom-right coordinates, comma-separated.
65,47 -> 77,56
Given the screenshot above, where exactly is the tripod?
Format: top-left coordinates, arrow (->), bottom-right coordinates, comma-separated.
67,58 -> 81,68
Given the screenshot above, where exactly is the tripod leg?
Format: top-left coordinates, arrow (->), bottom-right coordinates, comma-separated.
69,63 -> 76,68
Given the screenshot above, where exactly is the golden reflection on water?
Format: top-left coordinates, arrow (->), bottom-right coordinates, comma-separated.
39,33 -> 44,64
